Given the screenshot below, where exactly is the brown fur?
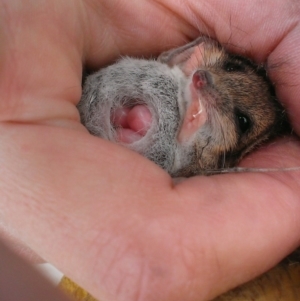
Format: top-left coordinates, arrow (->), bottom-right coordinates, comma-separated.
159,37 -> 289,175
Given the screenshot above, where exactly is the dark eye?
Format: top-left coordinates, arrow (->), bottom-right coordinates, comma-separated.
223,61 -> 245,72
235,111 -> 251,134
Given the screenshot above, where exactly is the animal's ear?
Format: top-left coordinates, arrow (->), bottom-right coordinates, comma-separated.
158,36 -> 221,76
157,37 -> 207,66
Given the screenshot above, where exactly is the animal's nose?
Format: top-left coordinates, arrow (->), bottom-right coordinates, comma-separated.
192,70 -> 213,89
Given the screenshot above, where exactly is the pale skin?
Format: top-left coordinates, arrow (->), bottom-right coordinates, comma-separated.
0,0 -> 300,301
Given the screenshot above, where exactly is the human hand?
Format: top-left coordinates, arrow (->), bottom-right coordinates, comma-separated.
0,1 -> 300,301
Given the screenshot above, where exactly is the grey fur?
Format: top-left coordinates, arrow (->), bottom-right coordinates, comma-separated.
78,58 -> 193,173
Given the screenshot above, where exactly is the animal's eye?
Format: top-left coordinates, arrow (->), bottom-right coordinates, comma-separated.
235,110 -> 251,134
223,61 -> 245,72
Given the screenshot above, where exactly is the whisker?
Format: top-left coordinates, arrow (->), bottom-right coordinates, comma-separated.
192,98 -> 203,118
213,110 -> 228,169
206,166 -> 300,175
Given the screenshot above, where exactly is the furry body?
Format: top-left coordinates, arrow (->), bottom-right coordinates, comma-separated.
78,37 -> 288,176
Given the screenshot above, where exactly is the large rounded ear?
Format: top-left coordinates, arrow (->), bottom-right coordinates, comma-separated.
157,36 -> 217,66
158,36 -> 222,77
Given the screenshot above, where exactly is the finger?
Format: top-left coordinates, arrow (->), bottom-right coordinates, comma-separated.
170,137 -> 300,299
1,124 -> 300,301
268,27 -> 300,135
83,0 -> 198,67
158,0 -> 299,60
0,1 -> 86,129
84,0 -> 298,63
